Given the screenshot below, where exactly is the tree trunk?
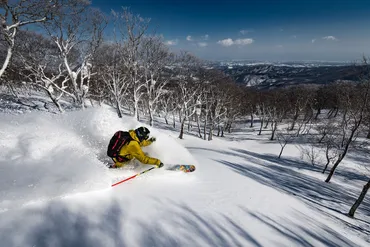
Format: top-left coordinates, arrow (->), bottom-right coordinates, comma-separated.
226,121 -> 232,133
7,83 -> 18,98
208,125 -> 214,141
333,107 -> 339,118
278,144 -> 286,159
325,120 -> 361,182
258,118 -> 264,135
270,121 -> 277,141
322,161 -> 330,173
325,156 -> 342,183
148,103 -> 154,126
172,112 -> 176,128
134,100 -> 139,120
322,146 -> 331,173
203,117 -> 207,140
250,113 -> 254,128
196,115 -> 202,138
116,100 -> 122,118
290,113 -> 298,131
0,40 -> 15,79
178,117 -> 186,139
314,108 -> 321,120
264,119 -> 269,129
318,132 -> 327,143
46,90 -> 64,113
348,178 -> 370,217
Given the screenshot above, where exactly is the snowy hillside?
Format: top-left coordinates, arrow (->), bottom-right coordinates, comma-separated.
0,107 -> 370,247
212,62 -> 365,89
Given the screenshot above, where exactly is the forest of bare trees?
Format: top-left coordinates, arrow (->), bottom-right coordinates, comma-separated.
1,0 -> 370,219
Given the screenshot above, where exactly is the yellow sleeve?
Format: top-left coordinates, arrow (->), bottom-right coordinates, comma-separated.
130,141 -> 161,165
140,139 -> 153,147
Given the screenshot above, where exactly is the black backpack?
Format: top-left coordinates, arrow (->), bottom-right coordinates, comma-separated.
107,131 -> 132,162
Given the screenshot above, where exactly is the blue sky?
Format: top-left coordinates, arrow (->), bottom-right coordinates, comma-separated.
91,0 -> 370,62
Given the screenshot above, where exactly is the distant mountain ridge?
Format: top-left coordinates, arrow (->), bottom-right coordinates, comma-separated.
209,60 -> 365,89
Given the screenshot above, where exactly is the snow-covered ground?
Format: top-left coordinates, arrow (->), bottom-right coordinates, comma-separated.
0,106 -> 369,247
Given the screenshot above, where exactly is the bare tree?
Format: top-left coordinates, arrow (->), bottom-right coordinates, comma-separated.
222,85 -> 244,134
256,91 -> 269,136
266,89 -> 288,141
94,42 -> 129,117
348,177 -> 370,217
43,0 -> 106,108
325,80 -> 370,183
14,30 -> 68,112
205,74 -> 231,141
140,35 -> 172,126
174,51 -> 202,139
0,0 -> 56,79
276,128 -> 294,159
286,86 -> 315,137
112,7 -> 150,120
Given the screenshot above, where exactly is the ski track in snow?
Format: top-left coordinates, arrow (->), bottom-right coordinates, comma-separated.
0,107 -> 369,247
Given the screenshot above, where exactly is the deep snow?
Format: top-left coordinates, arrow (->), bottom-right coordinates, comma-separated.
0,106 -> 369,247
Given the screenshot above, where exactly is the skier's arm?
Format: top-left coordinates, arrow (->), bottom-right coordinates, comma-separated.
131,142 -> 161,165
140,139 -> 153,147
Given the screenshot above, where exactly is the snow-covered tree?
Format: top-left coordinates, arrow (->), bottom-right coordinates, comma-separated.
158,90 -> 178,126
94,42 -> 130,117
0,0 -> 56,79
43,0 -> 106,108
112,7 -> 150,120
139,35 -> 172,126
174,51 -> 202,139
14,30 -> 69,112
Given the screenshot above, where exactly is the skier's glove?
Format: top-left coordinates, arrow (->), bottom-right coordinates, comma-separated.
156,162 -> 164,168
149,137 -> 156,142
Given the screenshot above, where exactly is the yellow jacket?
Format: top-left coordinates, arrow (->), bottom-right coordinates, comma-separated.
113,130 -> 161,168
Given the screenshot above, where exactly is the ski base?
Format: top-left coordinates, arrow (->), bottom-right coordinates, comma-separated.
166,164 -> 196,173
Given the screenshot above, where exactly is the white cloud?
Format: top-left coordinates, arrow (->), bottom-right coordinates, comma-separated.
323,36 -> 338,41
198,42 -> 208,47
202,34 -> 209,40
165,39 -> 179,46
186,35 -> 193,41
234,38 -> 254,45
218,38 -> 254,46
217,38 -> 234,47
239,29 -> 253,35
312,39 -> 316,43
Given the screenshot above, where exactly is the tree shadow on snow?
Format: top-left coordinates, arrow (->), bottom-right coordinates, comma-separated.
214,149 -> 370,222
135,198 -> 263,247
0,199 -> 126,247
1,194 -> 368,247
0,197 -> 263,247
245,209 -> 368,247
231,148 -> 370,183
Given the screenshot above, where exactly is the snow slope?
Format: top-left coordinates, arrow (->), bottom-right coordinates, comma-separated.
0,107 -> 369,247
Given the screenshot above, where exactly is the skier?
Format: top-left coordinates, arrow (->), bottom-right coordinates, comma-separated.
108,126 -> 164,169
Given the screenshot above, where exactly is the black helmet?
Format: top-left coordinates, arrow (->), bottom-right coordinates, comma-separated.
135,126 -> 150,141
